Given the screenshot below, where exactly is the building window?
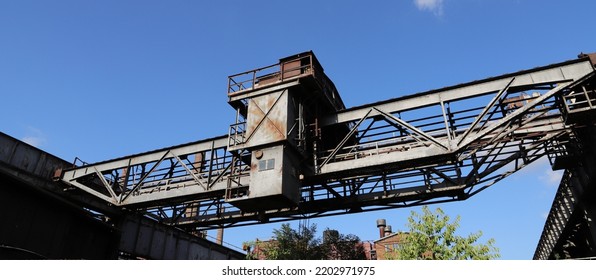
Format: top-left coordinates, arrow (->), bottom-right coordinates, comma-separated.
258,159 -> 275,171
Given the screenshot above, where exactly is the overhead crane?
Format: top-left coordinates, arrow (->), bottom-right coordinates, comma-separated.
57,52 -> 596,258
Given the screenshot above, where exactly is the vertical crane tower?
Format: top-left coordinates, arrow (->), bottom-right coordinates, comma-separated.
225,51 -> 347,211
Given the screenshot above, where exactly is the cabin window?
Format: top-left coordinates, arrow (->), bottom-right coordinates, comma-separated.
258,159 -> 275,171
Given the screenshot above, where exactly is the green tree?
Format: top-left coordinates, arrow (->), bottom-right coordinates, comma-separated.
319,229 -> 367,260
272,223 -> 320,259
388,206 -> 500,260
244,223 -> 320,260
244,223 -> 366,260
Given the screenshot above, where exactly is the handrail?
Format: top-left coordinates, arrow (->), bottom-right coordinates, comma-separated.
227,55 -> 315,95
226,53 -> 345,111
228,122 -> 247,147
562,87 -> 596,114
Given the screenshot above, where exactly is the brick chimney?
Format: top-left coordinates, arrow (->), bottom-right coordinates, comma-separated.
384,225 -> 392,237
376,219 -> 386,238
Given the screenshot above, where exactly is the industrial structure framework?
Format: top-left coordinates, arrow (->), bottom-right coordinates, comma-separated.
0,131 -> 245,259
23,51 -> 596,259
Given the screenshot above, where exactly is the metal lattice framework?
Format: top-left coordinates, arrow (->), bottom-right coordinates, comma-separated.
59,53 -> 596,233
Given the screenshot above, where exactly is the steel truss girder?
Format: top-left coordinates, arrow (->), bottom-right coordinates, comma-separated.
155,134 -> 549,230
59,55 -> 596,230
315,82 -> 573,179
321,59 -> 595,126
314,59 -> 595,180
60,136 -> 250,207
375,107 -> 449,150
457,77 -> 516,145
534,170 -> 578,259
150,74 -> 591,230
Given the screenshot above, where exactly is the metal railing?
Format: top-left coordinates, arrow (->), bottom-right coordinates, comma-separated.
228,122 -> 246,148
227,56 -> 314,95
227,52 -> 345,111
562,86 -> 596,114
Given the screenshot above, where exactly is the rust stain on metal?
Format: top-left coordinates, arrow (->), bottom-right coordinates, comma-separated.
52,168 -> 63,181
246,93 -> 287,146
265,118 -> 285,140
257,73 -> 279,87
266,94 -> 276,109
282,60 -> 302,79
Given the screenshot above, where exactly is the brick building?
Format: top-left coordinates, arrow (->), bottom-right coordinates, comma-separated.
367,218 -> 407,260
372,232 -> 407,259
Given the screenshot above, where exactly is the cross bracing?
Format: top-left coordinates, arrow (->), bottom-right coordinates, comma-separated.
58,52 -> 596,255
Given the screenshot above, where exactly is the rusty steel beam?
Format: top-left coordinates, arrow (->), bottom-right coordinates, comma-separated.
56,52 -> 596,238
321,59 -> 594,126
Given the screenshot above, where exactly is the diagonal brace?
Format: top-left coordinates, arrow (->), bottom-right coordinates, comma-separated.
93,167 -> 119,200
323,183 -> 342,199
243,90 -> 286,144
458,77 -> 516,146
428,167 -> 458,186
170,151 -> 207,191
120,151 -> 170,203
318,109 -> 373,171
374,107 -> 449,150
458,81 -> 571,149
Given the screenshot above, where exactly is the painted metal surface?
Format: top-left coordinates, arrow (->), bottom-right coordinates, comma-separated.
0,132 -> 71,180
321,59 -> 594,126
243,90 -> 288,148
118,214 -> 244,260
59,135 -> 249,207
227,145 -> 301,211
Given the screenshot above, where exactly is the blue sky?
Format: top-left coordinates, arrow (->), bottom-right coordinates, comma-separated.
1,0 -> 595,259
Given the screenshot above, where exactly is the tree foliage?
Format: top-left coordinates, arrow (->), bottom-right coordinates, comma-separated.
319,230 -> 366,260
388,206 -> 500,260
270,223 -> 320,260
244,223 -> 366,260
